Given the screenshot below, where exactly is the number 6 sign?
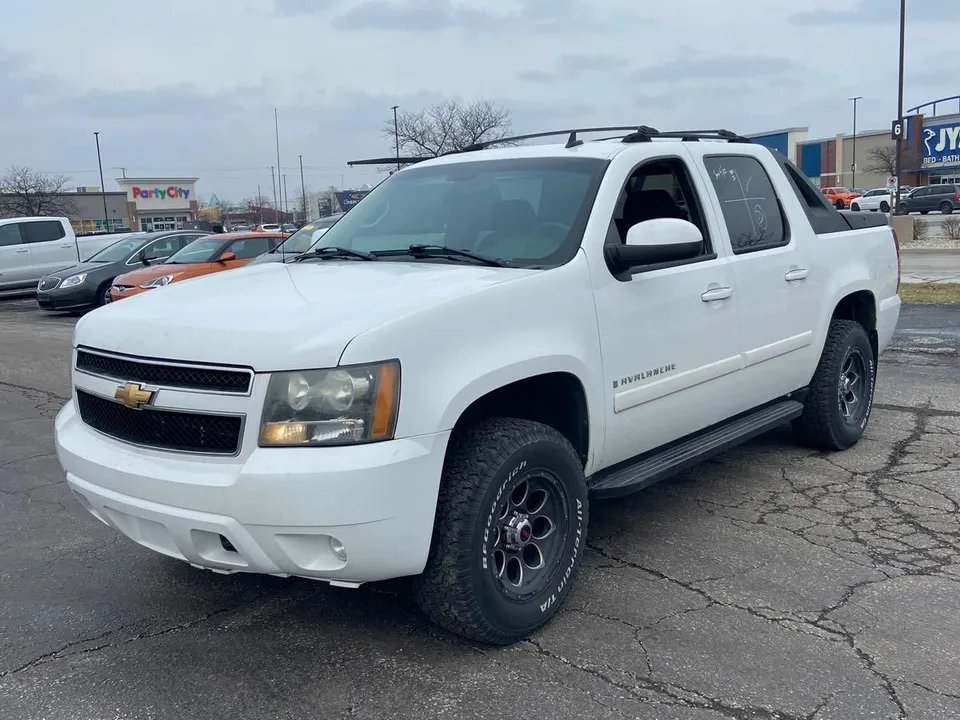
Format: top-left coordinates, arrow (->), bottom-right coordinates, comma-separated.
891,119 -> 904,140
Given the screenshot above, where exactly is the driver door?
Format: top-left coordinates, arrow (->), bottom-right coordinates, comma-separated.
590,152 -> 744,468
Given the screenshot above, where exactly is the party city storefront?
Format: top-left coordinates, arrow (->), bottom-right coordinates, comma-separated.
116,177 -> 200,232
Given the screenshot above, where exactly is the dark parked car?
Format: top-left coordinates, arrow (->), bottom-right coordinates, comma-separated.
35,229 -> 211,311
898,184 -> 959,215
247,213 -> 344,265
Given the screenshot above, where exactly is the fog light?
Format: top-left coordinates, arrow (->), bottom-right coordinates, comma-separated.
329,537 -> 347,562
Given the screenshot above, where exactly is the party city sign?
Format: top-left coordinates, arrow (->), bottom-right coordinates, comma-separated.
922,121 -> 960,168
132,185 -> 192,200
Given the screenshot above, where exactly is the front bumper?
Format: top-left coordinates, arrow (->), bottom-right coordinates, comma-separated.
37,284 -> 99,310
55,399 -> 450,583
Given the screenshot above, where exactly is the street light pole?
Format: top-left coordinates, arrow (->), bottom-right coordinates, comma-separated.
391,105 -> 400,172
894,0 -> 906,212
848,96 -> 862,189
299,154 -> 307,223
94,132 -> 108,230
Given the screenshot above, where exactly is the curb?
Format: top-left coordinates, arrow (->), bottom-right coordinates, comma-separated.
900,247 -> 960,255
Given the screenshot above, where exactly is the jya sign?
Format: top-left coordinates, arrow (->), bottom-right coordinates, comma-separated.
922,122 -> 960,167
132,185 -> 191,200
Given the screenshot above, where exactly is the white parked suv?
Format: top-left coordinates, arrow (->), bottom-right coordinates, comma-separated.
850,188 -> 895,213
54,126 -> 902,645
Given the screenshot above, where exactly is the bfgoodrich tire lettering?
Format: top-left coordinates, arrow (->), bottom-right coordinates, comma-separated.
413,417 -> 588,645
793,319 -> 876,451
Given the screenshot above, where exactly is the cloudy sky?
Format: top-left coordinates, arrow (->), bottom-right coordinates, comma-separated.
2,0 -> 957,202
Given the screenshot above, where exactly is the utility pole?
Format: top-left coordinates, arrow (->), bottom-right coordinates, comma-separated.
274,109 -> 283,224
283,174 -> 289,222
299,154 -> 307,224
257,183 -> 263,226
270,165 -> 278,225
94,132 -> 108,230
894,0 -> 906,213
848,96 -> 862,188
391,105 -> 400,171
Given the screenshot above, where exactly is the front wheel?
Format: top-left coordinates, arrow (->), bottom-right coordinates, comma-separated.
851,203 -> 861,211
835,200 -> 845,210
413,417 -> 588,645
880,201 -> 890,213
793,319 -> 876,451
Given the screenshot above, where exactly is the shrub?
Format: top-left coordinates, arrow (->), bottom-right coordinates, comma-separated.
913,217 -> 929,243
942,215 -> 960,242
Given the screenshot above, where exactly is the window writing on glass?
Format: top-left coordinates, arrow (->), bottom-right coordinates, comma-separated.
703,156 -> 787,254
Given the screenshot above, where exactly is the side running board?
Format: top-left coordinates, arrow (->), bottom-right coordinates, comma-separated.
588,400 -> 804,499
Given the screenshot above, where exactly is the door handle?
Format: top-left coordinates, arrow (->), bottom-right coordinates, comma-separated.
60,244 -> 73,248
701,287 -> 733,302
784,268 -> 809,282
15,248 -> 29,253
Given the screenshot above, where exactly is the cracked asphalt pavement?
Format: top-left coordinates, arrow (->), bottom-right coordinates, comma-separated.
1,298 -> 959,720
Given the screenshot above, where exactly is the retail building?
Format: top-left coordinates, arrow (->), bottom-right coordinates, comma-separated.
116,177 -> 200,231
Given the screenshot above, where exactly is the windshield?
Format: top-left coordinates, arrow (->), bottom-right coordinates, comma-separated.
311,157 -> 607,267
86,233 -> 148,262
165,237 -> 224,264
275,216 -> 342,254
834,187 -> 851,194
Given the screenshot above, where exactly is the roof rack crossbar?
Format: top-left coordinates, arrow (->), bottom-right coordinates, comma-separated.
622,128 -> 751,144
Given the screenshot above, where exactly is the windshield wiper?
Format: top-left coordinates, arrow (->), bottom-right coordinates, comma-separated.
378,244 -> 507,267
294,246 -> 378,262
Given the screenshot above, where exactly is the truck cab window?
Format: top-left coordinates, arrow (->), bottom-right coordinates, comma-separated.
611,158 -> 712,258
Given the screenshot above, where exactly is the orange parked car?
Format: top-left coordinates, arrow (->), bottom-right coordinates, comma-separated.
820,186 -> 861,209
107,232 -> 285,302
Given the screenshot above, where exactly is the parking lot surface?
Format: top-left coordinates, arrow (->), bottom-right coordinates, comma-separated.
1,298 -> 959,720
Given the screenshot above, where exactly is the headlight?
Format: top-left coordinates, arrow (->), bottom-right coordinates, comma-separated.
259,360 -> 400,447
139,275 -> 174,289
60,273 -> 87,289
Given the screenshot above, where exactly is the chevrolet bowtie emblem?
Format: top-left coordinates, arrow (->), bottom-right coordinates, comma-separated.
114,382 -> 154,410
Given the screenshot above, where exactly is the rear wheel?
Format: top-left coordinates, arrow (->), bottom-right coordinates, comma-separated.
940,201 -> 953,215
413,417 -> 588,645
793,319 -> 875,451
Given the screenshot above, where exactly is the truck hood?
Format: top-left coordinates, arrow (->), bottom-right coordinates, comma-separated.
74,260 -> 534,371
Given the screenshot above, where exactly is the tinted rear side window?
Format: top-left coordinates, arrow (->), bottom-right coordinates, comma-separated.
20,220 -> 66,243
703,155 -> 788,254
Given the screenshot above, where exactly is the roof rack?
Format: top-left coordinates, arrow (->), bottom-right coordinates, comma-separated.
345,126 -> 751,168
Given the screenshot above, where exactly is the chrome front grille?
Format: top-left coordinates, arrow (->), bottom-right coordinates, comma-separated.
75,349 -> 254,394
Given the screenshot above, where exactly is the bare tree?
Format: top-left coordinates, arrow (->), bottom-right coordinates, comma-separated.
0,166 -> 78,218
864,146 -> 903,177
382,99 -> 515,158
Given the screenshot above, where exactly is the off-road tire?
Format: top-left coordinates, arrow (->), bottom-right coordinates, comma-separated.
412,417 -> 589,645
793,319 -> 875,451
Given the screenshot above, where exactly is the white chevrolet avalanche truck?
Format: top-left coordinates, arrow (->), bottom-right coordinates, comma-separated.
54,126 -> 902,645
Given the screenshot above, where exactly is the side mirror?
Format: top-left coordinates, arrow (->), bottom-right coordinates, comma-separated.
605,218 -> 703,275
218,251 -> 237,263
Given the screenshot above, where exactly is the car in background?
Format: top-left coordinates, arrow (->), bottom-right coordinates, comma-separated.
281,223 -> 298,233
897,183 -> 960,215
850,188 -> 894,213
258,223 -> 281,232
247,213 -> 345,266
35,230 -> 211,311
107,231 -> 285,302
820,186 -> 861,209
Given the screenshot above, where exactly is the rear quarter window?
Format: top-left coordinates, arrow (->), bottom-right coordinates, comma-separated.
703,155 -> 788,254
